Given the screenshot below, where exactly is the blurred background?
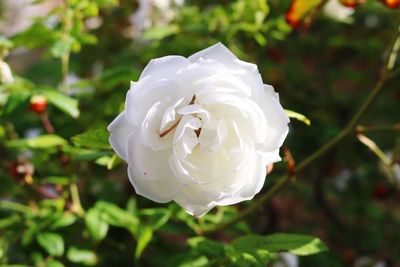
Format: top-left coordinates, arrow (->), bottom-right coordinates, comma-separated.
0,0 -> 400,266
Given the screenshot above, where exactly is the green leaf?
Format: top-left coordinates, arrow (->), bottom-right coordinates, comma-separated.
135,226 -> 153,260
64,147 -> 109,161
140,208 -> 171,230
94,0 -> 119,7
50,213 -> 76,229
47,259 -> 65,267
85,208 -> 109,241
177,256 -> 209,267
0,215 -> 20,228
36,232 -> 64,256
42,89 -> 80,118
97,66 -> 139,91
187,237 -> 225,258
95,154 -> 123,169
107,154 -> 123,170
42,176 -> 71,185
232,233 -> 328,256
12,23 -> 56,48
285,109 -> 311,126
72,128 -> 110,149
143,25 -> 179,40
3,90 -> 31,114
96,201 -> 138,232
7,135 -> 67,149
67,247 -> 97,265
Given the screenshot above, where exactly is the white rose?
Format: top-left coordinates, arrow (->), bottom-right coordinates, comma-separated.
108,43 -> 289,217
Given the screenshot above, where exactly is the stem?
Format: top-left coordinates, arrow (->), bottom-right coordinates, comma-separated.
61,51 -> 70,94
201,23 -> 400,236
60,1 -> 72,94
70,183 -> 85,216
356,124 -> 400,132
40,113 -> 55,134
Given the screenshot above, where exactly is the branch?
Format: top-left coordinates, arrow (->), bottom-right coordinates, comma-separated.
200,23 -> 400,236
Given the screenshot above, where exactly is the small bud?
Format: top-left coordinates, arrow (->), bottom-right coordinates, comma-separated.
30,95 -> 48,114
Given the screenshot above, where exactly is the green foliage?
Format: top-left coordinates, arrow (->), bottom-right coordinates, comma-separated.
41,89 -> 80,118
180,233 -> 327,266
36,232 -> 64,257
72,129 -> 110,149
67,247 -> 97,265
6,135 -> 67,149
232,233 -> 328,256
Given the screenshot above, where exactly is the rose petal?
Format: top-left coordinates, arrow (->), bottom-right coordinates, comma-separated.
107,111 -> 134,160
258,91 -> 290,152
140,55 -> 190,80
128,166 -> 177,203
174,194 -> 215,218
126,133 -> 178,202
188,42 -> 237,64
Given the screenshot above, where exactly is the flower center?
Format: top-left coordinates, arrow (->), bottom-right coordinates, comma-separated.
159,95 -> 202,138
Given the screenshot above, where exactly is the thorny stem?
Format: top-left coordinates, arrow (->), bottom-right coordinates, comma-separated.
200,23 -> 400,236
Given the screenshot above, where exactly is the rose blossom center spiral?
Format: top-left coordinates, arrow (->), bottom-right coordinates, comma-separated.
159,95 -> 202,139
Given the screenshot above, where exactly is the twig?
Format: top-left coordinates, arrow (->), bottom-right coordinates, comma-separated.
356,124 -> 400,132
40,113 -> 55,134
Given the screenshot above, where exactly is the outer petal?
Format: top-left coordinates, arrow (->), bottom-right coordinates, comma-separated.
188,42 -> 237,64
258,89 -> 290,152
107,111 -> 134,161
140,55 -> 190,80
174,195 -> 215,218
216,153 -> 266,205
261,149 -> 282,165
126,132 -> 178,202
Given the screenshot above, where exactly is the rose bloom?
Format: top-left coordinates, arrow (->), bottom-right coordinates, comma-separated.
108,43 -> 289,217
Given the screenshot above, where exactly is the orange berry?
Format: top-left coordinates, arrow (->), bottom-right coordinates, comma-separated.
30,95 -> 48,114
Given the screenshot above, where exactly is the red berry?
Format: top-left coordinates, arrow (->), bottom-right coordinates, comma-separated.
30,95 -> 48,114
